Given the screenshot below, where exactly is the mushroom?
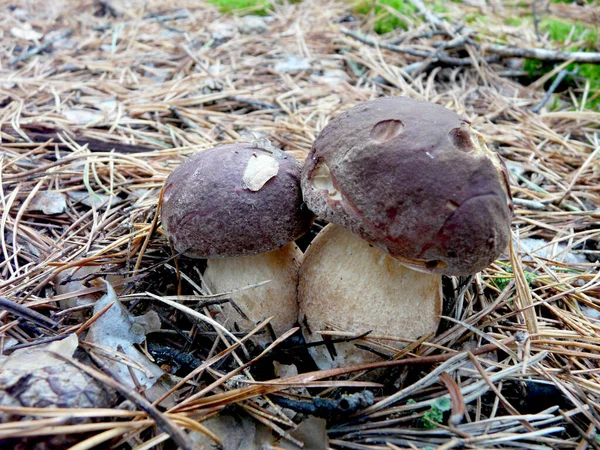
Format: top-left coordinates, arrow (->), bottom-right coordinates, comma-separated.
300,223 -> 442,368
203,242 -> 302,347
299,97 -> 513,368
161,143 -> 313,346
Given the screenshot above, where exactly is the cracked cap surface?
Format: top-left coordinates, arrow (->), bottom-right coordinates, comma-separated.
301,96 -> 513,275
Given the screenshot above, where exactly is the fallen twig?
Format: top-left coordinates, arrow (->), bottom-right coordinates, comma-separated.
484,44 -> 600,64
532,67 -> 578,113
407,0 -> 600,65
2,125 -> 159,153
341,27 -> 497,67
0,297 -> 59,331
9,29 -> 73,65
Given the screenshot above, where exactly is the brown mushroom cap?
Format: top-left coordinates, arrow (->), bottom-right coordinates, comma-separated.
302,97 -> 513,276
162,143 -> 314,258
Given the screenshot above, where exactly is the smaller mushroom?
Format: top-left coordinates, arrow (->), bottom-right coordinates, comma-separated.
204,242 -> 302,347
161,143 -> 313,346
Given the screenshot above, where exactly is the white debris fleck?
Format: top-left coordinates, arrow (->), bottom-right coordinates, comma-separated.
275,55 -> 312,73
10,26 -> 43,41
63,109 -> 105,125
311,69 -> 349,85
243,153 -> 279,191
67,191 -> 120,209
209,22 -> 236,40
28,191 -> 67,215
519,237 -> 588,265
237,15 -> 268,35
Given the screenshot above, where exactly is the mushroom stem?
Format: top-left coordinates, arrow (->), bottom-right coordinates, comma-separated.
204,242 -> 303,348
298,224 -> 442,369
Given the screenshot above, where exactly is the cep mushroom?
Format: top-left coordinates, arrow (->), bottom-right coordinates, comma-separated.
161,143 -> 313,346
299,97 -> 513,368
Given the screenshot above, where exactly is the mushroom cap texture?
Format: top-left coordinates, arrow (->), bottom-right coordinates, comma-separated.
162,143 -> 314,258
301,97 -> 513,276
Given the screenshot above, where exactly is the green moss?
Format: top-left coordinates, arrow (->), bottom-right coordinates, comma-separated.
431,1 -> 450,14
524,59 -> 600,109
465,13 -> 488,24
522,18 -> 599,110
421,398 -> 451,429
551,0 -> 594,3
575,63 -> 600,108
540,18 -> 598,48
493,268 -> 536,292
352,0 -> 417,34
504,17 -> 523,27
208,0 -> 272,15
524,58 -> 545,77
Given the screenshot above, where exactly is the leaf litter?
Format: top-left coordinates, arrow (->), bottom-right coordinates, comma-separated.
0,0 -> 599,448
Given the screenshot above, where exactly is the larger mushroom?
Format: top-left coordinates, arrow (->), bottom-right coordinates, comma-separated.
299,97 -> 513,367
161,143 -> 313,346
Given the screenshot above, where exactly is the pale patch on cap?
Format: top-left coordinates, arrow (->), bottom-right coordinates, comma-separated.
243,153 -> 280,191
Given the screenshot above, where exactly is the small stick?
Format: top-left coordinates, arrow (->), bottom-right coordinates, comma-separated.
228,96 -> 279,110
532,0 -> 541,42
0,297 -> 58,331
484,44 -> 600,64
3,127 -> 157,153
341,28 -> 496,67
9,29 -> 73,65
145,11 -> 190,23
532,68 -> 577,113
388,29 -> 449,45
406,0 -> 448,30
403,0 -> 600,64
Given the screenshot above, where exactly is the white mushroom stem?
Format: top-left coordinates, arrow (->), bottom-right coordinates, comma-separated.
204,242 -> 302,348
298,224 -> 442,369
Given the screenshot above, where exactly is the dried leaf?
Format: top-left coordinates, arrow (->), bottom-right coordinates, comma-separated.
63,109 -> 105,125
0,334 -> 78,371
189,412 -> 275,449
0,334 -> 116,422
278,417 -> 329,450
10,26 -> 43,41
85,283 -> 175,405
243,153 -> 279,191
28,191 -> 67,215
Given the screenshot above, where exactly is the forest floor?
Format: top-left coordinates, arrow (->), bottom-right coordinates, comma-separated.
0,0 -> 599,448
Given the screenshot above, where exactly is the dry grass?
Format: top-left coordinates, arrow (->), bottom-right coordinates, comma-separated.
0,0 -> 599,448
